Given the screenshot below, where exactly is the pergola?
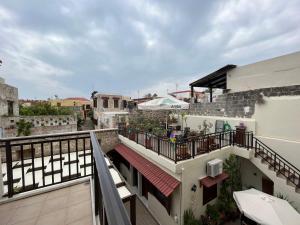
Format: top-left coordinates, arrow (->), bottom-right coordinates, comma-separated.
190,64 -> 236,102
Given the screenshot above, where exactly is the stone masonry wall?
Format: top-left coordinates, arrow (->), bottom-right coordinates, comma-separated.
190,85 -> 300,118
0,115 -> 77,137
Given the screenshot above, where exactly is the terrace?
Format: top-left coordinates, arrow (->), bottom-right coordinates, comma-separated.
118,127 -> 254,163
0,130 -> 159,225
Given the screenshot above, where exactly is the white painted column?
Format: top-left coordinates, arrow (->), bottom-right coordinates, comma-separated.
137,172 -> 142,196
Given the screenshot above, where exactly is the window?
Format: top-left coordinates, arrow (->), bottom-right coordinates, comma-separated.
93,98 -> 97,108
203,183 -> 217,205
7,101 -> 14,116
57,102 -> 61,107
103,98 -> 108,108
114,99 -> 119,108
148,182 -> 171,214
123,100 -> 127,109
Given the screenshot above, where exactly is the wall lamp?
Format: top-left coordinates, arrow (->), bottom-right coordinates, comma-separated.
191,184 -> 197,192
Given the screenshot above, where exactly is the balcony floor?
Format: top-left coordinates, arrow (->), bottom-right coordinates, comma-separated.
0,182 -> 92,225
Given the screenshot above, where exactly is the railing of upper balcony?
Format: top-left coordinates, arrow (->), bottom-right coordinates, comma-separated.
0,130 -> 133,225
118,128 -> 253,163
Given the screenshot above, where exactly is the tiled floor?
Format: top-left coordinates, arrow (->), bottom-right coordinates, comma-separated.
0,182 -> 93,225
125,197 -> 159,225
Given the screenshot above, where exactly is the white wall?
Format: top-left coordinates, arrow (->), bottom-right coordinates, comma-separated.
148,193 -> 178,225
247,153 -> 300,211
181,115 -> 256,134
227,51 -> 300,92
253,96 -> 300,168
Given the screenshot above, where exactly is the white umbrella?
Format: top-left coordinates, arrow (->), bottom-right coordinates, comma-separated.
138,95 -> 189,110
233,188 -> 300,225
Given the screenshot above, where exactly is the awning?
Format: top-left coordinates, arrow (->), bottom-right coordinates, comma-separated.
114,144 -> 180,197
199,172 -> 229,188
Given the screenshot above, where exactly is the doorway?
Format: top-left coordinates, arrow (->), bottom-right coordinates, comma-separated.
262,177 -> 274,195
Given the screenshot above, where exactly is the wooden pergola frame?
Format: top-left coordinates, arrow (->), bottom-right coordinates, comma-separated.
190,64 -> 236,102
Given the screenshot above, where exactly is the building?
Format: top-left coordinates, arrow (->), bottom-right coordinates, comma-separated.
0,79 -> 78,137
19,99 -> 47,107
49,97 -> 91,119
110,51 -> 300,225
93,93 -> 131,129
168,90 -> 205,102
0,77 -> 19,117
0,52 -> 299,225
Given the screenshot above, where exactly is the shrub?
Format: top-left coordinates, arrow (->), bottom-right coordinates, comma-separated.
184,209 -> 202,225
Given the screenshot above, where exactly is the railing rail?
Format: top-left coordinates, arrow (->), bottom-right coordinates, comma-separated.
254,137 -> 300,187
1,132 -> 92,197
119,127 -> 300,188
119,128 -> 253,163
90,131 -> 132,225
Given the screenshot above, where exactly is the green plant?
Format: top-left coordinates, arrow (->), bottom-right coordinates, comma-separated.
184,209 -> 202,225
206,204 -> 220,225
16,119 -> 33,136
180,111 -> 187,128
77,114 -> 84,130
199,120 -> 213,135
19,103 -> 72,116
216,155 -> 241,221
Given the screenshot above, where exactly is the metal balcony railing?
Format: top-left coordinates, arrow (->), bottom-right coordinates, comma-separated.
0,130 -> 134,225
118,128 -> 253,163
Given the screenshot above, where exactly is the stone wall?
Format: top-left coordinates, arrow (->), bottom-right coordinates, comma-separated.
128,109 -> 174,122
190,85 -> 300,118
0,115 -> 77,137
0,129 -> 119,162
0,81 -> 19,117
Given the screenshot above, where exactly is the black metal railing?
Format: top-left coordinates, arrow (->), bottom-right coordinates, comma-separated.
1,130 -> 135,225
90,131 -> 132,225
254,137 -> 300,188
118,128 -> 253,163
0,131 -> 92,197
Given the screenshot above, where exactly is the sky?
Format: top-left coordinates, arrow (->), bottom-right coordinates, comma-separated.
0,0 -> 300,100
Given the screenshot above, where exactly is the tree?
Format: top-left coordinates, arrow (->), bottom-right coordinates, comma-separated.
19,103 -> 72,116
16,119 -> 33,136
91,91 -> 98,99
144,93 -> 152,98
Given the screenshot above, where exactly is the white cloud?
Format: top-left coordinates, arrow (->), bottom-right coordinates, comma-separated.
127,0 -> 170,25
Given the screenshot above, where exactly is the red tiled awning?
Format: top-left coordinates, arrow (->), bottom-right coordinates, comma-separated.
199,172 -> 229,188
114,144 -> 180,197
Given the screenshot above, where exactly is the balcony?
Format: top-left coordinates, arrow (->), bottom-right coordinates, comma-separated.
0,130 -> 159,225
118,128 -> 254,163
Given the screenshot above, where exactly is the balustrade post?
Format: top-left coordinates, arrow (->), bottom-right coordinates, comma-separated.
192,140 -> 195,158
157,138 -> 160,155
5,141 -> 13,198
219,133 -> 222,148
136,131 -> 138,143
274,154 -> 277,172
175,143 -> 177,163
145,132 -> 147,147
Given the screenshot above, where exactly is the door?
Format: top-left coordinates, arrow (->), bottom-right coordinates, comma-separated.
142,176 -> 148,199
262,177 -> 274,195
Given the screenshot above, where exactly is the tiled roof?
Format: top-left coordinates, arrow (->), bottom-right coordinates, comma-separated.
114,144 -> 180,197
64,97 -> 90,101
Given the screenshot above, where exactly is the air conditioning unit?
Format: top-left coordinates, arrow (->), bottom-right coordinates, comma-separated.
207,159 -> 223,177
